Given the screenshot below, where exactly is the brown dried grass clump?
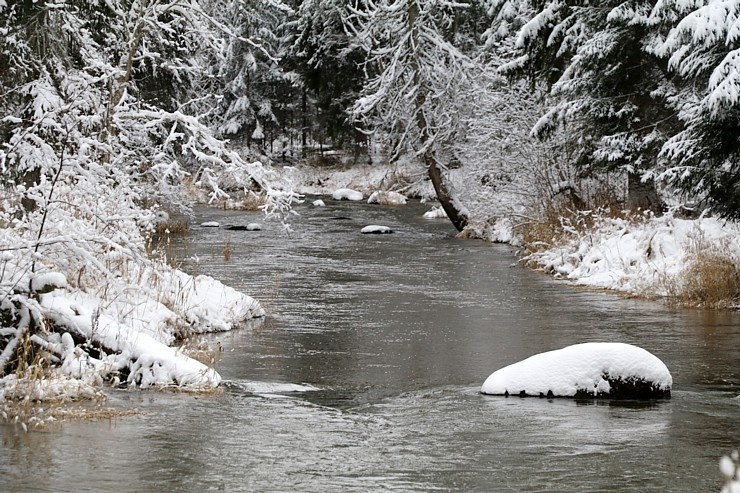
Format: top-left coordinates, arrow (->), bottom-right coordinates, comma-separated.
177,338 -> 222,366
155,218 -> 190,236
680,250 -> 740,308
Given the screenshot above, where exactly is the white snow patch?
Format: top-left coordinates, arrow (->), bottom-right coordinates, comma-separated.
481,342 -> 672,397
423,206 -> 448,219
332,188 -> 364,201
368,190 -> 407,205
721,481 -> 740,493
234,381 -> 320,394
30,272 -> 67,293
201,221 -> 220,227
361,225 -> 393,234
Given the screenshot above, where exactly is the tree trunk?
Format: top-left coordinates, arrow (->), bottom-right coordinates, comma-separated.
408,0 -> 468,232
426,153 -> 468,231
626,172 -> 662,214
21,167 -> 40,212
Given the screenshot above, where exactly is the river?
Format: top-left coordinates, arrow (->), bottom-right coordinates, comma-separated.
1,198 -> 738,492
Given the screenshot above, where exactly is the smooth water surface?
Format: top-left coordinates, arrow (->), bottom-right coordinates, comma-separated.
2,198 -> 739,492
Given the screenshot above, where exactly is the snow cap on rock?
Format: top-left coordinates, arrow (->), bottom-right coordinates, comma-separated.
481,342 -> 672,398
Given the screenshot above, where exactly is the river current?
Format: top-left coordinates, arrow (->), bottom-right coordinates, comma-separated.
1,198 -> 738,492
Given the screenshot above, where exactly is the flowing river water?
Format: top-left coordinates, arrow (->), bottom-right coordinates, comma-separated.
2,198 -> 739,492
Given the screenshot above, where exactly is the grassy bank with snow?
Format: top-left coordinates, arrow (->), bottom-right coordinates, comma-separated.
518,210 -> 740,308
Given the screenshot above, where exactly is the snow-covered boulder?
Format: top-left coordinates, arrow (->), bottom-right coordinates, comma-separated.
481,343 -> 672,399
313,199 -> 326,207
361,225 -> 393,234
367,190 -> 407,205
225,223 -> 261,231
423,206 -> 448,219
332,188 -> 364,201
201,221 -> 220,227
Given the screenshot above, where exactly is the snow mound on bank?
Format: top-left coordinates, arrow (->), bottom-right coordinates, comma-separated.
173,272 -> 265,333
332,188 -> 364,201
37,272 -> 264,389
481,342 -> 672,398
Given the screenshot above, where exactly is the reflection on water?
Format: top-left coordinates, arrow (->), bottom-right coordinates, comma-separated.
1,198 -> 738,492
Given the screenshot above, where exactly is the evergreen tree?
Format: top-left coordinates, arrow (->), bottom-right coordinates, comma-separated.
487,0 -> 678,212
291,0 -> 366,152
647,0 -> 740,218
204,0 -> 298,154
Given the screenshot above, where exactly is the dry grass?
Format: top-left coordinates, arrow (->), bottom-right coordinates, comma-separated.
679,250 -> 740,308
155,217 -> 190,236
213,191 -> 266,211
222,235 -> 232,262
177,337 -> 222,366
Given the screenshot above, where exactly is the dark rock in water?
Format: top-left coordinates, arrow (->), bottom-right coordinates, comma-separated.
504,378 -> 670,400
225,223 -> 261,231
576,376 -> 671,400
330,217 -> 353,221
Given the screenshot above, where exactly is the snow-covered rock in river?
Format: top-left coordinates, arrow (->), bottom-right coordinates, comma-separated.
423,206 -> 448,219
313,199 -> 326,207
361,225 -> 393,234
225,223 -> 261,231
201,221 -> 220,227
332,188 -> 364,201
481,343 -> 672,399
367,190 -> 407,205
